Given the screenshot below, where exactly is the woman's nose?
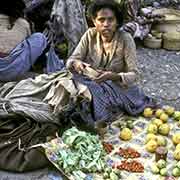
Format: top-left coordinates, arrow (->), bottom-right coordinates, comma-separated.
103,20 -> 109,27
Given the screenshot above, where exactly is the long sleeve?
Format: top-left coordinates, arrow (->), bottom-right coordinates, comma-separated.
118,32 -> 139,85
66,29 -> 89,69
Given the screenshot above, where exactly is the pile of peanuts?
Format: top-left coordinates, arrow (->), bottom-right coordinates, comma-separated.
116,147 -> 141,158
113,147 -> 144,173
116,160 -> 144,172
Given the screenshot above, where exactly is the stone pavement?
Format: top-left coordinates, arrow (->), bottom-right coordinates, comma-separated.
137,47 -> 180,109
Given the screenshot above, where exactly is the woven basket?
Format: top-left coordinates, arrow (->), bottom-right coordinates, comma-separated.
151,30 -> 163,39
163,32 -> 180,51
144,36 -> 162,49
152,8 -> 180,33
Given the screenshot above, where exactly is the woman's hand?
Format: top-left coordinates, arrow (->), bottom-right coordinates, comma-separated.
93,70 -> 121,83
72,60 -> 90,74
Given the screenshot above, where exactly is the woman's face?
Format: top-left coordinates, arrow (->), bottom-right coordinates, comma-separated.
93,8 -> 117,41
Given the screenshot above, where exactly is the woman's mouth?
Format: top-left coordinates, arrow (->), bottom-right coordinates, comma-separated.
102,29 -> 110,33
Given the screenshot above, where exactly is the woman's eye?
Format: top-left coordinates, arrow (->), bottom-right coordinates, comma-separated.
108,18 -> 113,22
99,19 -> 105,23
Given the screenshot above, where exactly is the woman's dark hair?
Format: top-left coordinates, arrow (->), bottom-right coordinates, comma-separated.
25,0 -> 55,32
0,0 -> 26,29
87,0 -> 123,27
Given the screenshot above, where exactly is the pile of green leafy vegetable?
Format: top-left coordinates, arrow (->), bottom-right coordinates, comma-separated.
57,127 -> 106,175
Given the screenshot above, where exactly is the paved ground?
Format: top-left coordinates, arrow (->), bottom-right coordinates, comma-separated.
137,46 -> 180,109
0,46 -> 180,179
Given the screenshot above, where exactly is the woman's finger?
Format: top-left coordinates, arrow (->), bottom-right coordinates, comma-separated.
83,62 -> 91,67
93,74 -> 105,83
78,64 -> 84,74
96,69 -> 104,74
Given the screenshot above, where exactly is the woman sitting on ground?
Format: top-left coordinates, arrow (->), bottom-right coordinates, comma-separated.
66,0 -> 156,123
0,0 -> 51,82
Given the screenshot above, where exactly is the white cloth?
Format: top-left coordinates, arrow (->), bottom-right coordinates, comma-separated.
0,14 -> 31,54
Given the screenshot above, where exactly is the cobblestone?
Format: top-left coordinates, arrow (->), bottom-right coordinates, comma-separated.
137,47 -> 180,109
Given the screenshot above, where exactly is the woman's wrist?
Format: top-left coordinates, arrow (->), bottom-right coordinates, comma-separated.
111,72 -> 122,82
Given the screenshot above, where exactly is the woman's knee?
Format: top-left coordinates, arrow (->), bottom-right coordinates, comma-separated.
29,33 -> 47,43
27,33 -> 48,53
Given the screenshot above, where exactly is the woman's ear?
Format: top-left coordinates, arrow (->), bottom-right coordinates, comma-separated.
92,19 -> 96,27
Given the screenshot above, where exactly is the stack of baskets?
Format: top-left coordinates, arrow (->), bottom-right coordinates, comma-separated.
143,8 -> 180,50
163,32 -> 180,51
143,31 -> 162,49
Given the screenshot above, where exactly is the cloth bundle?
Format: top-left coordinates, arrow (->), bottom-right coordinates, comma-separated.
0,116 -> 58,172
